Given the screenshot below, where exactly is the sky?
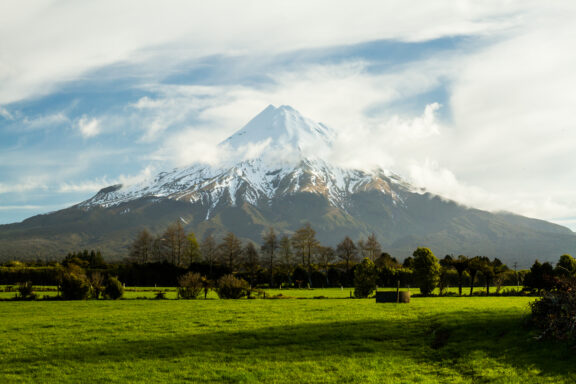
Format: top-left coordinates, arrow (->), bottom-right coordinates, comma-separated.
1,1 -> 576,230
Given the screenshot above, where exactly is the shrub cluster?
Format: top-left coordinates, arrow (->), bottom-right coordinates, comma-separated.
530,277 -> 576,340
216,274 -> 250,299
58,265 -> 124,300
178,272 -> 203,299
17,281 -> 36,300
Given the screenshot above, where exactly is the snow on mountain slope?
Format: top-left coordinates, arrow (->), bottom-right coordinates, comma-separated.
81,105 -> 411,214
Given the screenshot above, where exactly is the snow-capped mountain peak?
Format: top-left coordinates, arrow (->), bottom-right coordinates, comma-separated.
81,105 -> 409,212
220,104 -> 335,162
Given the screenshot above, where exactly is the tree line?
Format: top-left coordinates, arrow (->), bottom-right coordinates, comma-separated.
126,221 -> 576,294
2,221 -> 574,296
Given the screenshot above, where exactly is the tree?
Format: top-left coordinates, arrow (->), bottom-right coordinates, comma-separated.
200,234 -> 218,276
242,242 -> 260,286
336,236 -> 358,285
524,260 -> 555,294
291,223 -> 319,286
491,258 -> 509,294
412,247 -> 440,296
278,235 -> 295,286
555,254 -> 576,277
218,232 -> 242,272
375,252 -> 400,269
161,221 -> 188,266
450,255 -> 469,296
353,258 -> 378,298
478,256 -> 495,295
317,246 -> 335,287
184,232 -> 201,266
261,228 -> 279,288
467,256 -> 483,295
403,256 -> 414,269
363,233 -> 382,262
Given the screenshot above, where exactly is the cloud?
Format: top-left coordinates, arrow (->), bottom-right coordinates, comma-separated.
0,205 -> 43,211
0,106 -> 13,120
58,166 -> 157,194
0,1 -> 522,105
77,115 -> 101,138
0,180 -> 47,194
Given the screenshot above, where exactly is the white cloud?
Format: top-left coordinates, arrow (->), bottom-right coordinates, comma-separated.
0,106 -> 13,120
0,179 -> 47,194
0,205 -> 43,211
0,1 -> 523,105
58,166 -> 156,194
77,115 -> 101,138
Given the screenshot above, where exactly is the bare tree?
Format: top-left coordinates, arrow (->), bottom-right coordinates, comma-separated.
279,235 -> 295,285
200,233 -> 217,276
261,227 -> 279,288
162,221 -> 188,266
218,232 -> 242,272
242,242 -> 260,286
364,233 -> 382,262
317,246 -> 335,286
129,229 -> 154,264
291,223 -> 319,286
336,236 -> 358,285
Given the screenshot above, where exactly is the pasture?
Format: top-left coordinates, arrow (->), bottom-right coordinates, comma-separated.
0,296 -> 574,383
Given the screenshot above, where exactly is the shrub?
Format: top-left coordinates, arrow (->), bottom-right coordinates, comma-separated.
17,281 -> 36,300
354,258 -> 377,298
104,277 -> 124,300
216,274 -> 250,299
177,272 -> 203,299
154,291 -> 167,300
59,265 -> 91,300
89,271 -> 105,299
530,277 -> 576,340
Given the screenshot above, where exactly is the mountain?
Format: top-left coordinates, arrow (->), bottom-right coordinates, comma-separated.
1,104 -> 575,266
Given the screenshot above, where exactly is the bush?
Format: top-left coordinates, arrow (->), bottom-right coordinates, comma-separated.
178,272 -> 203,299
17,281 -> 36,300
104,277 -> 124,300
59,265 -> 91,300
530,277 -> 576,340
412,247 -> 440,296
216,274 -> 250,299
354,258 -> 377,298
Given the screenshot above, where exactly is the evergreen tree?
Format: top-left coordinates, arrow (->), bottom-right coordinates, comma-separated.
412,247 -> 440,296
353,258 -> 378,298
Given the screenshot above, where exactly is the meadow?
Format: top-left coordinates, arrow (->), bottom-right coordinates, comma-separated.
1,295 -> 574,383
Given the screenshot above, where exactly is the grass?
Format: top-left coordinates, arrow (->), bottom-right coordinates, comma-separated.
0,296 -> 574,383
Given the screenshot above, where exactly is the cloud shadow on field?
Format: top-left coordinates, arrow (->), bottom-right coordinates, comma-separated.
5,311 -> 576,379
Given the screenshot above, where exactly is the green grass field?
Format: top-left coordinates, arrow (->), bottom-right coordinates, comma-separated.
1,296 -> 574,383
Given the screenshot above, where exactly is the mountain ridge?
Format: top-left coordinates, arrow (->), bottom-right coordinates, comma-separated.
0,104 -> 574,266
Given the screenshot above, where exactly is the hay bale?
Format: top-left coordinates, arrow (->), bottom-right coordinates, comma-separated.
375,290 -> 410,303
399,291 -> 410,303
